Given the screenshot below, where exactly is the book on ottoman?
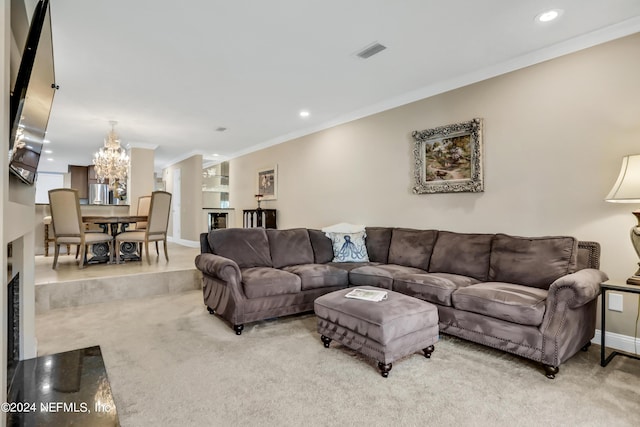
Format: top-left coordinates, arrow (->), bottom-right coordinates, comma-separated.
344,288 -> 388,302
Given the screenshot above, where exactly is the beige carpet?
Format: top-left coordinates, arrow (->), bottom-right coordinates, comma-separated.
36,290 -> 640,427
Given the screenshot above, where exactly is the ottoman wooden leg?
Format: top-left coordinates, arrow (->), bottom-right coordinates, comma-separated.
321,335 -> 332,348
543,364 -> 559,379
378,362 -> 392,378
423,345 -> 435,358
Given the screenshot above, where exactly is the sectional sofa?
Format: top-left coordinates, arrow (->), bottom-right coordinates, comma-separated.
195,227 -> 607,378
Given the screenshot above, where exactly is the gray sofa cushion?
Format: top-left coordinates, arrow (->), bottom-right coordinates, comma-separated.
266,228 -> 314,268
489,234 -> 578,289
308,229 -> 334,264
393,272 -> 480,306
429,231 -> 494,281
241,267 -> 301,299
283,264 -> 349,290
387,228 -> 438,270
208,228 -> 272,268
350,264 -> 427,289
451,282 -> 548,326
327,262 -> 379,272
365,227 -> 393,263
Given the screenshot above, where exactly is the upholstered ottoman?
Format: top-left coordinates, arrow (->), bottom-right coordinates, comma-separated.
314,286 -> 439,377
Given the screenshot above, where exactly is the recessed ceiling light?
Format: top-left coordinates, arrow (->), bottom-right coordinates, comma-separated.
212,153 -> 220,157
42,139 -> 50,144
299,110 -> 310,118
536,9 -> 563,23
47,158 -> 54,161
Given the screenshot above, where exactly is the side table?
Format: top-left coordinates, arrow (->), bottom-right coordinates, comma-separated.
242,208 -> 277,229
600,280 -> 640,367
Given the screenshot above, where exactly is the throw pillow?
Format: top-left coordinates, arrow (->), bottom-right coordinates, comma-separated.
321,222 -> 367,234
326,231 -> 370,263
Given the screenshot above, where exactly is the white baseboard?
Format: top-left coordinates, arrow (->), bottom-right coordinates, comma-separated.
592,329 -> 640,355
167,237 -> 199,248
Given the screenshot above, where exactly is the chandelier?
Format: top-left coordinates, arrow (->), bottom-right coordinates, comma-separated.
93,121 -> 129,186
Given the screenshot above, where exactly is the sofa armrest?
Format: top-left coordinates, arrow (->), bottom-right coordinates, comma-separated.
547,268 -> 609,309
195,253 -> 242,284
538,268 -> 608,366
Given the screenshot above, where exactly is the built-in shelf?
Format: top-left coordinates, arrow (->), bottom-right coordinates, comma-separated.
202,162 -> 230,211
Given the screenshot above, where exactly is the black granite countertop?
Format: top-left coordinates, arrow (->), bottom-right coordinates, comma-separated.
7,346 -> 120,426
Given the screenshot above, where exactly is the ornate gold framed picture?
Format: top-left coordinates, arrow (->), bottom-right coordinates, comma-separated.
411,118 -> 483,194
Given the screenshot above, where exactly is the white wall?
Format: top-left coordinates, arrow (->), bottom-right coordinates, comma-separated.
127,147 -> 156,215
230,33 -> 640,336
34,171 -> 64,203
163,154 -> 203,242
2,2 -> 40,410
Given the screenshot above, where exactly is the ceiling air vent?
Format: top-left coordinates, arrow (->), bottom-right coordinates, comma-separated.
356,42 -> 387,59
215,127 -> 227,132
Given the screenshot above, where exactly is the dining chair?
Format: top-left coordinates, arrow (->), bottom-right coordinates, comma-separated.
48,188 -> 114,269
135,195 -> 152,230
43,215 -> 71,256
115,191 -> 172,264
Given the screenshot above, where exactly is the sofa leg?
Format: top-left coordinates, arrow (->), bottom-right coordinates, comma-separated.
581,342 -> 591,352
206,306 -> 215,315
543,364 -> 559,379
321,335 -> 332,348
233,324 -> 244,336
378,362 -> 392,378
423,345 -> 435,358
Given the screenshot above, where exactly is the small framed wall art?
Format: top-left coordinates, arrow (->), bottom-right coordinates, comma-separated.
411,118 -> 483,194
257,165 -> 278,200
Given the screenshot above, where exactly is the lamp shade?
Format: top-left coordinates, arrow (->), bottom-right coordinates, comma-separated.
605,155 -> 640,203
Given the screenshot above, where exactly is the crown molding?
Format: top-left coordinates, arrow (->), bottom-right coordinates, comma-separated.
126,142 -> 159,150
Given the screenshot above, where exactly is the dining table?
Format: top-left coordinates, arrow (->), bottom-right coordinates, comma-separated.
82,215 -> 148,263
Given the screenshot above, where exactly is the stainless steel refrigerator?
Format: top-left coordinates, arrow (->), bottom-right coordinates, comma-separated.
89,183 -> 109,205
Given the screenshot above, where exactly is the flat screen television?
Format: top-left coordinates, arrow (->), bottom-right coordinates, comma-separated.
9,0 -> 57,185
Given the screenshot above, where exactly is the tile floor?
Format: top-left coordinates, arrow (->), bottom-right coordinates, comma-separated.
34,242 -> 202,312
35,241 -> 200,285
